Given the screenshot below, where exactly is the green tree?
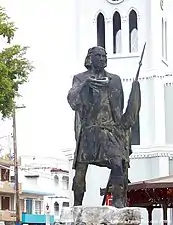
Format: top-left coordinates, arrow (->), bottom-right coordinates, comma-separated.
0,6 -> 34,118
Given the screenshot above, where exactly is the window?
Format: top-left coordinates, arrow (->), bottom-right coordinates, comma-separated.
26,199 -> 33,214
35,200 -> 41,214
113,12 -> 122,53
62,202 -> 69,207
129,10 -> 138,53
54,202 -> 59,216
1,169 -> 9,181
54,175 -> 59,186
162,18 -> 167,60
162,18 -> 164,57
62,176 -> 69,190
10,176 -> 15,182
97,13 -> 105,48
165,21 -> 167,60
1,196 -> 10,210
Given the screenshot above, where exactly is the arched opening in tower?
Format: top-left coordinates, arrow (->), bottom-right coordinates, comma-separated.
97,13 -> 105,49
113,11 -> 122,54
129,10 -> 138,53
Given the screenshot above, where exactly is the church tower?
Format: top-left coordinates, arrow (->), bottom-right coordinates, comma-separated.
75,0 -> 171,76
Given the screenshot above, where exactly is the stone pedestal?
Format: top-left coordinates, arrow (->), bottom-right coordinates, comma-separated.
60,206 -> 141,225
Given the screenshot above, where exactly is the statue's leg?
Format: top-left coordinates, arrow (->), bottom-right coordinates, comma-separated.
72,163 -> 88,206
109,157 -> 125,208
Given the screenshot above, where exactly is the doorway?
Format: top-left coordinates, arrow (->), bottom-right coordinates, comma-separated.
1,196 -> 10,210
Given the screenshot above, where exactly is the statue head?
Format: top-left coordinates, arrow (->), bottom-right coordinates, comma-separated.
84,46 -> 107,71
90,46 -> 107,71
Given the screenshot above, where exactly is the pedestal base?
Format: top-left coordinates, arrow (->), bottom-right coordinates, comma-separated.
60,206 -> 141,225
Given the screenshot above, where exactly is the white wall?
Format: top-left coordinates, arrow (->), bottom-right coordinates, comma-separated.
19,169 -> 54,194
19,157 -> 69,194
164,84 -> 173,144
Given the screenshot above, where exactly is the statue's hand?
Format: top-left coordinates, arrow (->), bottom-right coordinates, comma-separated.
82,77 -> 93,86
132,80 -> 139,85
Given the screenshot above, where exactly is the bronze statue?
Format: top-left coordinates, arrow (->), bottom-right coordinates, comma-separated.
67,46 -> 142,208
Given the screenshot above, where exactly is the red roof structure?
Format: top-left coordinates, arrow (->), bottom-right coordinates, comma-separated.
128,175 -> 173,190
100,175 -> 173,225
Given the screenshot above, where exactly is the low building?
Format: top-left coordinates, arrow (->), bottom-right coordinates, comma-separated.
20,190 -> 54,225
0,154 -> 22,224
45,168 -> 69,222
19,156 -> 70,222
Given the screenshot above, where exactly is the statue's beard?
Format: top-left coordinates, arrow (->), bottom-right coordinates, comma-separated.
93,63 -> 106,71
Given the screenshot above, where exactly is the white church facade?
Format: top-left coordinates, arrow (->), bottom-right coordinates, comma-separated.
65,0 -> 173,224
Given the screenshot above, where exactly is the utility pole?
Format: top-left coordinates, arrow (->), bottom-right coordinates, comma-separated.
13,105 -> 26,225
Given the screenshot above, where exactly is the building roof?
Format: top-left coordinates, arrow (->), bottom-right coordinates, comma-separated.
128,175 -> 173,208
50,168 -> 69,173
128,175 -> 173,190
22,190 -> 55,196
100,175 -> 173,196
100,175 -> 173,208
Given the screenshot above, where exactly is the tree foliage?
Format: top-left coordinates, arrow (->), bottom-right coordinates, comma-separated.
0,7 -> 34,118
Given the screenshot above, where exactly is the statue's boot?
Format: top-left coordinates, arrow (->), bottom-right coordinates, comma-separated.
112,184 -> 125,208
73,189 -> 85,206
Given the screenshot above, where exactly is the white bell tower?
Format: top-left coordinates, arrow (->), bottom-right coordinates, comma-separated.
75,0 -> 172,78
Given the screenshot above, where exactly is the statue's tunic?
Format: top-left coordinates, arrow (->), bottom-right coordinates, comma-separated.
67,70 -> 141,170
77,82 -> 125,168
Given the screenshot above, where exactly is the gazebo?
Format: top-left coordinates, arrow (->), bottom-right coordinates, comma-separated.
100,175 -> 173,225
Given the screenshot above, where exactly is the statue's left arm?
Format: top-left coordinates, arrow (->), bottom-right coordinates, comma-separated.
121,80 -> 141,129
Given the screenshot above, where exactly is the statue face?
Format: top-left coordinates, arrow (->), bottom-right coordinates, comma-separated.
91,47 -> 107,70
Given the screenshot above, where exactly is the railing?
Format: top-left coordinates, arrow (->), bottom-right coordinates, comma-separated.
21,213 -> 54,224
0,153 -> 21,166
0,210 -> 16,221
0,180 -> 22,193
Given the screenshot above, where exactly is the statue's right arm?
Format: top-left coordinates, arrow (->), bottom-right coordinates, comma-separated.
67,75 -> 86,111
